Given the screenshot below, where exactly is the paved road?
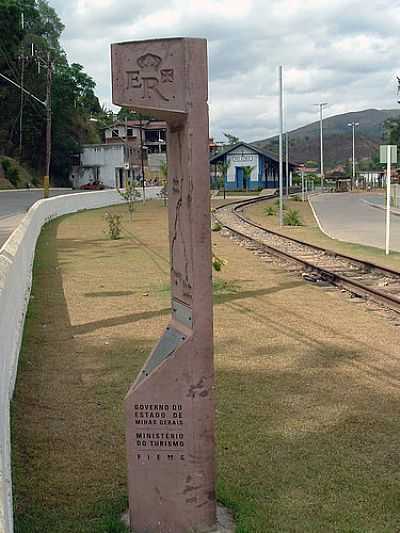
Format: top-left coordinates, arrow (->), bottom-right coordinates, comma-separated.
0,189 -> 76,247
310,192 -> 400,252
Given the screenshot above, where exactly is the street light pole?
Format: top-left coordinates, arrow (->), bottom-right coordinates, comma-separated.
385,145 -> 391,256
315,102 -> 328,192
347,121 -> 359,191
284,90 -> 289,199
279,65 -> 284,226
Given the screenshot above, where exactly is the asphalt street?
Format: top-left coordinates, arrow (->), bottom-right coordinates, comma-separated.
0,189 -> 76,247
310,192 -> 400,252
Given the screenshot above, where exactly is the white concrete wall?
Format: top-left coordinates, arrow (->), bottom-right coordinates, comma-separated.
226,147 -> 258,183
148,153 -> 167,172
0,190 -> 130,533
78,145 -> 127,189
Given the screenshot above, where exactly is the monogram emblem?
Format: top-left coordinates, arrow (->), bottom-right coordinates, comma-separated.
126,54 -> 175,102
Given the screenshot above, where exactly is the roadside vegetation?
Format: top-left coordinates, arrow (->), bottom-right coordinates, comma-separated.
249,196 -> 400,271
12,200 -> 400,532
0,157 -> 38,189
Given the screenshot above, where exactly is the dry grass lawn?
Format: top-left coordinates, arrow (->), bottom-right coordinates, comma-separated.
12,200 -> 400,532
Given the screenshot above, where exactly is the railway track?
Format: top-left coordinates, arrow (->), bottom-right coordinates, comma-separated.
214,195 -> 400,315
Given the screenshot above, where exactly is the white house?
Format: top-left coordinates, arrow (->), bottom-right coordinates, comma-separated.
71,143 -> 133,189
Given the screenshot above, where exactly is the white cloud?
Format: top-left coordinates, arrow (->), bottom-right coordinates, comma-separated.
49,0 -> 400,141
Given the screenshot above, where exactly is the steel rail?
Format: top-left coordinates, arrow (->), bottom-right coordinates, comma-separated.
213,194 -> 400,314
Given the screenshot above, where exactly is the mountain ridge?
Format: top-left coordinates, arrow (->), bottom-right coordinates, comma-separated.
252,108 -> 400,168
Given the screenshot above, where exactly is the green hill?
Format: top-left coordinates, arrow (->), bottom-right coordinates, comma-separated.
252,108 -> 400,169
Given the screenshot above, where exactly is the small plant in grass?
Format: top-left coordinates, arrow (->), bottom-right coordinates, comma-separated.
211,222 -> 222,232
212,254 -> 227,272
104,212 -> 122,239
119,180 -> 140,221
283,208 -> 303,226
264,206 -> 276,216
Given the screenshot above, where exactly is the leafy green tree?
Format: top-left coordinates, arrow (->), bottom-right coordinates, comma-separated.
0,0 -> 104,185
223,132 -> 240,145
242,165 -> 254,191
384,117 -> 400,145
217,160 -> 230,198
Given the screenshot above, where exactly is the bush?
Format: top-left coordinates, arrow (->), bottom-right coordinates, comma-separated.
104,212 -> 122,239
211,222 -> 222,231
212,254 -> 227,272
283,208 -> 303,226
1,158 -> 19,187
264,206 -> 276,216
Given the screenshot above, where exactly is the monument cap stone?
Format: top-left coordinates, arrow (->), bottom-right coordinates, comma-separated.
112,37 -> 208,120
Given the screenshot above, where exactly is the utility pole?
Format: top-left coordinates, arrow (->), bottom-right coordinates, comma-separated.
139,118 -> 146,202
125,114 -> 130,186
279,65 -> 284,226
285,92 -> 289,198
44,52 -> 52,199
19,12 -> 25,156
0,50 -> 51,200
348,121 -> 359,191
315,102 -> 328,192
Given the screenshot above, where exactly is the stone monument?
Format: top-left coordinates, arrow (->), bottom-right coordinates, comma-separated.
111,38 -> 216,532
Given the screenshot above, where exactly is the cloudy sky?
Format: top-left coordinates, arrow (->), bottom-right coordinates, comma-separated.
49,0 -> 400,141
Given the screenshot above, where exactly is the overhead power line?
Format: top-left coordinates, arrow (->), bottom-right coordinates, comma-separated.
0,71 -> 46,107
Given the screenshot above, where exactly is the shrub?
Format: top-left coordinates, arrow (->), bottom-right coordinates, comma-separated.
264,206 -> 276,216
211,222 -> 222,231
1,158 -> 19,187
104,212 -> 122,239
212,254 -> 227,272
283,208 -> 303,226
119,180 -> 140,221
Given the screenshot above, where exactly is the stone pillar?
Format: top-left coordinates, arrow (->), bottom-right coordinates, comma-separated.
111,38 -> 216,532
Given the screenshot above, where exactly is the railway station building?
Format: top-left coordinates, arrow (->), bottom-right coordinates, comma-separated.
209,142 -> 297,191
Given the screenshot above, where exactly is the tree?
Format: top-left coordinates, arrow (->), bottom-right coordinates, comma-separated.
119,180 -> 140,221
384,117 -> 400,145
0,0 -> 105,186
223,132 -> 240,146
242,165 -> 254,191
217,160 -> 230,199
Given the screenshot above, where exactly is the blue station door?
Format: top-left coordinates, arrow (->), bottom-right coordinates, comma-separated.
235,166 -> 244,190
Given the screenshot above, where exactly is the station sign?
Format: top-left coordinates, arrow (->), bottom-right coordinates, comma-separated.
380,145 -> 398,164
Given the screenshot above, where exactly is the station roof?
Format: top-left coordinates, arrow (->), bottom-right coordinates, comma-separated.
209,142 -> 297,167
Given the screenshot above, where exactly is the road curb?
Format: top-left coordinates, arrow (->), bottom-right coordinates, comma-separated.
308,194 -> 337,241
0,187 -> 72,193
363,199 -> 400,217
